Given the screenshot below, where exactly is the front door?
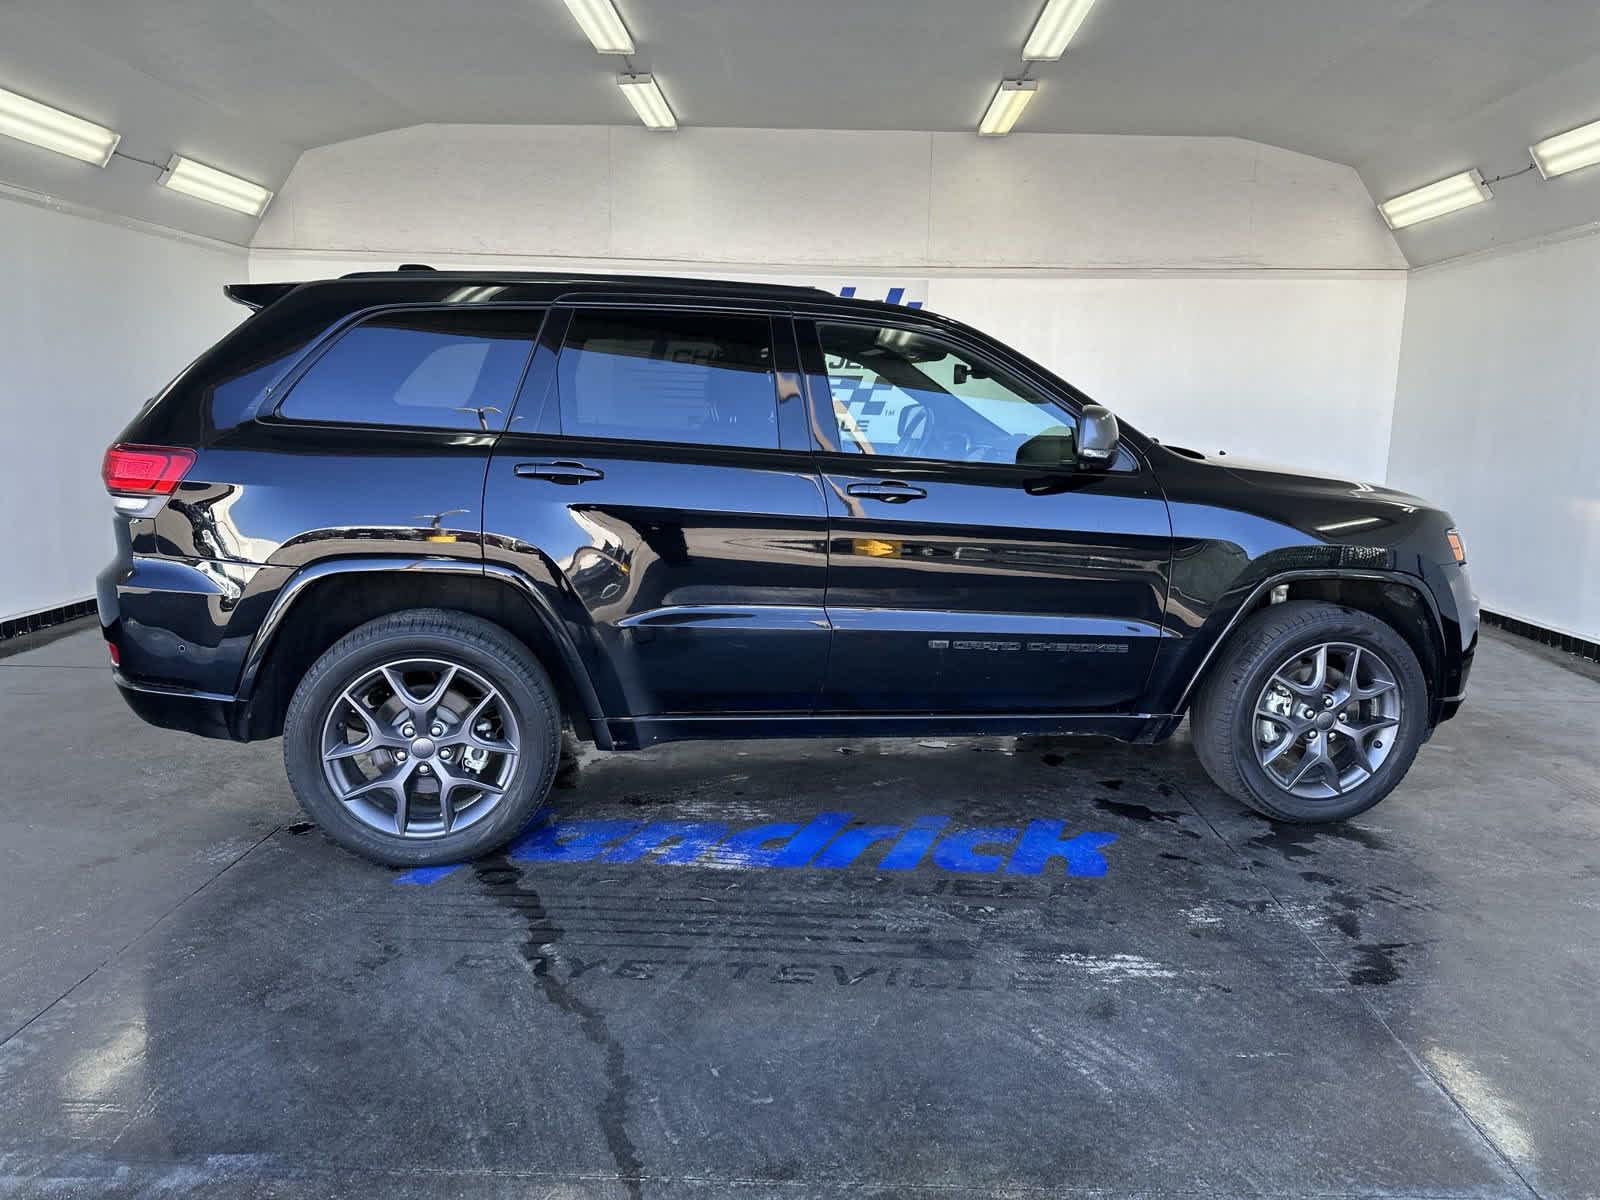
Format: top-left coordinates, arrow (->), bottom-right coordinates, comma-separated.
797,315 -> 1172,714
484,304 -> 830,720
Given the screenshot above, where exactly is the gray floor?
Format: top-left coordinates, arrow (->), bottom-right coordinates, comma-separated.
0,623 -> 1596,1199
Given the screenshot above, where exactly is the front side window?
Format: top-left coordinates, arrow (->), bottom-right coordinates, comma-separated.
815,321 -> 1074,466
557,309 -> 778,450
277,309 -> 540,431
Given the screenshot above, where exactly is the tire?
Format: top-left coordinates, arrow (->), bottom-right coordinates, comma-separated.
283,609 -> 561,866
1191,600 -> 1428,823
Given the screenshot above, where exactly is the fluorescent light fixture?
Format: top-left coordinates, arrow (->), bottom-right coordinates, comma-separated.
1378,169 -> 1491,230
1022,0 -> 1097,60
563,0 -> 635,54
158,155 -> 274,217
978,80 -> 1038,137
617,73 -> 677,131
1531,116 -> 1600,180
0,84 -> 119,166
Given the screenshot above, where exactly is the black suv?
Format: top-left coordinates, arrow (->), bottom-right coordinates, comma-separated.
98,270 -> 1477,866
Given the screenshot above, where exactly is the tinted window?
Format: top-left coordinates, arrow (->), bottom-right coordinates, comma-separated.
558,310 -> 777,449
815,321 -> 1073,466
278,309 -> 539,430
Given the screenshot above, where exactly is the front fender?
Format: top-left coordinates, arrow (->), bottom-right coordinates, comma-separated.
1146,565 -> 1450,722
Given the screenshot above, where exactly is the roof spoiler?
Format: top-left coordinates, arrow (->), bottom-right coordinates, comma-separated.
223,281 -> 300,311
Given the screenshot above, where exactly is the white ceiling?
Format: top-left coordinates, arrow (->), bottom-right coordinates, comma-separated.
2,0 -> 1599,263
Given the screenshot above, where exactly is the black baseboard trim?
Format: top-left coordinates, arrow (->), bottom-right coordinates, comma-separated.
1482,610 -> 1600,664
0,598 -> 97,644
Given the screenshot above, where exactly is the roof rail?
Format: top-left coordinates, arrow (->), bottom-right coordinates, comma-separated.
340,263 -> 437,278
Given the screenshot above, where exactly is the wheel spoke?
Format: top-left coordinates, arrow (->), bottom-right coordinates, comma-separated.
435,763 -> 505,834
1307,644 -> 1329,691
1261,730 -> 1298,766
1353,676 -> 1398,702
1286,751 -> 1322,789
393,775 -> 410,835
341,761 -> 412,805
1272,670 -> 1320,700
1335,714 -> 1398,750
415,664 -> 459,716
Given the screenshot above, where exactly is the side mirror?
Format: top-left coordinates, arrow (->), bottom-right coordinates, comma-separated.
1076,405 -> 1120,469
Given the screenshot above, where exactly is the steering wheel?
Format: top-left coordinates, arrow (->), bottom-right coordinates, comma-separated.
894,401 -> 936,458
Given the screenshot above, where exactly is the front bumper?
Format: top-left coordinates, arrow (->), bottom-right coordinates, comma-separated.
1424,557 -> 1478,724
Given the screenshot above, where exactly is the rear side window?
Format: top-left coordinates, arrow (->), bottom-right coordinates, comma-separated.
557,309 -> 778,449
277,309 -> 541,431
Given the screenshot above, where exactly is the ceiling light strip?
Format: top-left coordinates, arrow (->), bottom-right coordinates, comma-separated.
158,155 -> 274,217
978,80 -> 1038,137
617,73 -> 677,131
563,0 -> 636,55
1531,117 -> 1600,180
1378,170 -> 1491,230
0,84 -> 119,166
1022,0 -> 1098,60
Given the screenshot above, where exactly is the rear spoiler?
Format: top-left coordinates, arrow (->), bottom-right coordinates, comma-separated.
223,281 -> 300,311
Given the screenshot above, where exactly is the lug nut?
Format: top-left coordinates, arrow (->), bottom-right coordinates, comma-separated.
396,750 -> 407,761
419,764 -> 431,775
402,724 -> 415,738
1322,696 -> 1334,708
431,724 -> 444,737
438,748 -> 451,761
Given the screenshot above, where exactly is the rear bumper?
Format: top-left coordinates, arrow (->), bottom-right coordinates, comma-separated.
98,541 -> 288,740
111,672 -> 246,740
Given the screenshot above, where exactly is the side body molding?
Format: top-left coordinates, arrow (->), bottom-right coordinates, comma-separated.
234,556 -> 613,748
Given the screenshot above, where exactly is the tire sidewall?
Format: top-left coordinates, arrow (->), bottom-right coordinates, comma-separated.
1229,613 -> 1427,821
284,624 -> 557,866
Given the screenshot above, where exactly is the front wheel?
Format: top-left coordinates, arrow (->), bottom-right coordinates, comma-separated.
1191,601 -> 1428,823
283,609 -> 561,866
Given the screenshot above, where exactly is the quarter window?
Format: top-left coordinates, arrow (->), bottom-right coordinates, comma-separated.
557,310 -> 778,449
815,321 -> 1074,466
277,309 -> 540,431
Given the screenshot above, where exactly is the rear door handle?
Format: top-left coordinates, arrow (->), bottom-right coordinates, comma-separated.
846,480 -> 927,503
514,460 -> 604,484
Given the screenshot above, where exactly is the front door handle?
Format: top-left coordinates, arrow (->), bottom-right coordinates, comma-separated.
514,460 -> 605,484
846,480 -> 927,503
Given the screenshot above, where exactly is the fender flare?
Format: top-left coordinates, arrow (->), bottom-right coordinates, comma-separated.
234,555 -> 612,747
1170,568 -> 1446,715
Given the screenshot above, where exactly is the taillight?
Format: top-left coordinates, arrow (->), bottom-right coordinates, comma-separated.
101,443 -> 196,496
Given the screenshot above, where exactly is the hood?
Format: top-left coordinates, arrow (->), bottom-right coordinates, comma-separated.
1159,446 -> 1426,510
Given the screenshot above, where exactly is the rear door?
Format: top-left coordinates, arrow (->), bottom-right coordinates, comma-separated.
483,303 -> 830,719
797,314 -> 1172,714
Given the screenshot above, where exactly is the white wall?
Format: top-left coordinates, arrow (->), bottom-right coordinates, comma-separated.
250,125 -> 1407,481
254,126 -> 1404,272
1387,230 -> 1600,643
925,275 -> 1405,480
0,192 -> 246,620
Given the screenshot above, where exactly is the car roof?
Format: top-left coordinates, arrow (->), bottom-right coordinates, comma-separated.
224,268 -> 911,314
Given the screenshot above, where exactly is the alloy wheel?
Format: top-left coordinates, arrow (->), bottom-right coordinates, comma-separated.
319,657 -> 520,838
1253,641 -> 1401,800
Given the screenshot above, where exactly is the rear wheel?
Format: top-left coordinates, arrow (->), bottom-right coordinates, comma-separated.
283,609 -> 561,866
1191,600 -> 1428,822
